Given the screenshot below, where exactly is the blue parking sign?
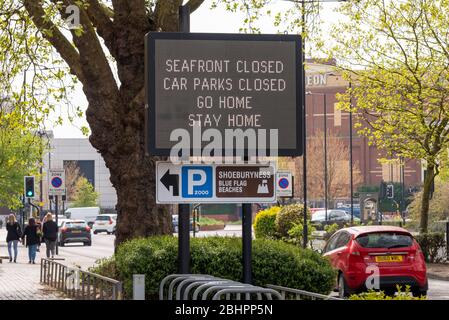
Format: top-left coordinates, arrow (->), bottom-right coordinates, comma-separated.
181,166 -> 213,198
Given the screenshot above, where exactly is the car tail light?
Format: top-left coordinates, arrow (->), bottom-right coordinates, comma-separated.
109,219 -> 113,225
60,227 -> 67,233
86,226 -> 91,232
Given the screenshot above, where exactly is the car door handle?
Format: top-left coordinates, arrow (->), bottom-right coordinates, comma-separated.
337,252 -> 342,256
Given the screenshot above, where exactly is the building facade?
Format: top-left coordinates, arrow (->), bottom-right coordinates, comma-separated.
42,136 -> 117,210
301,59 -> 422,190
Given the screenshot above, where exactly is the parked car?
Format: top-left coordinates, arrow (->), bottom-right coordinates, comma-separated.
172,214 -> 200,233
58,220 -> 92,246
310,208 -> 325,215
311,210 -> 360,225
322,225 -> 427,298
337,206 -> 361,219
92,214 -> 117,234
64,207 -> 100,227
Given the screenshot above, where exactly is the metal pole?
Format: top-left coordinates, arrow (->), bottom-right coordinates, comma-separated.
242,202 -> 252,284
301,0 -> 308,249
178,4 -> 190,274
349,81 -> 354,225
242,154 -> 252,284
55,195 -> 59,255
401,157 -> 405,224
324,93 -> 328,219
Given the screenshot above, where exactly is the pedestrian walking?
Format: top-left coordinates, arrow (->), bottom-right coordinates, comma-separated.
22,218 -> 41,264
6,214 -> 22,263
42,213 -> 58,259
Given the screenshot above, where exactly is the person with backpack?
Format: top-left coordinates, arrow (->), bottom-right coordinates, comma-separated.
6,214 -> 22,263
42,213 -> 58,259
22,217 -> 41,264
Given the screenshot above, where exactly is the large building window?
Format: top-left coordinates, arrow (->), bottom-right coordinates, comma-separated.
63,160 -> 95,187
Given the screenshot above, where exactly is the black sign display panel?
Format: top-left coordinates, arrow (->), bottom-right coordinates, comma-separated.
145,32 -> 303,156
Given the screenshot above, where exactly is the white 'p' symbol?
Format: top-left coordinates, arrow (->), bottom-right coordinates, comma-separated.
188,170 -> 206,195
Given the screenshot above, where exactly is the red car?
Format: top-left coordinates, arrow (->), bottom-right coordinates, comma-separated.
322,226 -> 427,298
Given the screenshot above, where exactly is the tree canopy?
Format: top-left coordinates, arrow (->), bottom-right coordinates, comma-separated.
328,0 -> 449,232
0,102 -> 43,208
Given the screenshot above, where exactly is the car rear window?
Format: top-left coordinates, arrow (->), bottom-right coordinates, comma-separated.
65,222 -> 87,228
96,216 -> 111,221
356,232 -> 413,248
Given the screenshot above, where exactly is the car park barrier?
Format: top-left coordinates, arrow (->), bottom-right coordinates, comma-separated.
40,258 -> 123,300
265,284 -> 343,300
160,274 -> 283,300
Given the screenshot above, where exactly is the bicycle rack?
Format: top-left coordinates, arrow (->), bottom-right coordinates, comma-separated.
159,274 -> 284,301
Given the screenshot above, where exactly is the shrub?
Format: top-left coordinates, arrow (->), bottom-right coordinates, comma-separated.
323,223 -> 340,241
349,286 -> 426,300
415,232 -> 447,263
253,206 -> 280,238
94,236 -> 336,299
276,203 -> 310,237
287,222 -> 316,247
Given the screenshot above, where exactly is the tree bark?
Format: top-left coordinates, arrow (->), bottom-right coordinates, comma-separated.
419,163 -> 435,234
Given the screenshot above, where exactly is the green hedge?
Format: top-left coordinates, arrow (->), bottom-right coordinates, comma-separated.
92,236 -> 336,299
415,232 -> 447,263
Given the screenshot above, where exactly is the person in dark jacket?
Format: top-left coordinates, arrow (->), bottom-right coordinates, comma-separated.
42,213 -> 58,259
6,214 -> 21,263
22,218 -> 40,264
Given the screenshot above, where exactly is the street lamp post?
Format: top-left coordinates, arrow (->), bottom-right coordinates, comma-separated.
349,81 -> 354,225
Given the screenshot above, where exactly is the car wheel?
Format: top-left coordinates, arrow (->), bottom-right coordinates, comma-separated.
59,241 -> 64,247
384,288 -> 396,297
85,241 -> 92,246
338,273 -> 352,299
412,289 -> 427,297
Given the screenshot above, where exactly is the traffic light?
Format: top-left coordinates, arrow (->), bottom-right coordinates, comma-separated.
380,181 -> 387,198
24,176 -> 35,198
386,184 -> 394,199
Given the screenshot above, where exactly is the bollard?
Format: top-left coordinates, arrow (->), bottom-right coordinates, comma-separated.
133,274 -> 145,300
446,221 -> 449,262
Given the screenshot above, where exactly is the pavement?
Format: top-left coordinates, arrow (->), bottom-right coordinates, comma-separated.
0,229 -> 65,300
0,228 -> 114,300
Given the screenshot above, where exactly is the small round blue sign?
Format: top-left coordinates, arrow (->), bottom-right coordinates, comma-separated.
278,177 -> 289,189
51,177 -> 63,188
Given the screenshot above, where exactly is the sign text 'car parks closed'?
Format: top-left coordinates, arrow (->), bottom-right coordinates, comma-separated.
156,162 -> 276,203
146,33 -> 302,156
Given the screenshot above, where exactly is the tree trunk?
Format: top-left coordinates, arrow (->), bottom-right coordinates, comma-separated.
419,163 -> 435,234
87,98 -> 172,246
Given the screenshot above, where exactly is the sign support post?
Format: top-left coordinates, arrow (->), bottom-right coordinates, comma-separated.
178,4 -> 190,274
55,195 -> 59,255
242,155 -> 252,284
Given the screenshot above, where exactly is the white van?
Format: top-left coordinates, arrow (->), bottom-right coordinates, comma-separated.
64,207 -> 100,227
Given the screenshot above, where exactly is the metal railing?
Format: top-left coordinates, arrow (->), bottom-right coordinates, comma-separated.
266,284 -> 342,300
40,258 -> 123,300
160,274 -> 283,300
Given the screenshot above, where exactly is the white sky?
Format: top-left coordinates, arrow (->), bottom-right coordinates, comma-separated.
48,0 -> 343,138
